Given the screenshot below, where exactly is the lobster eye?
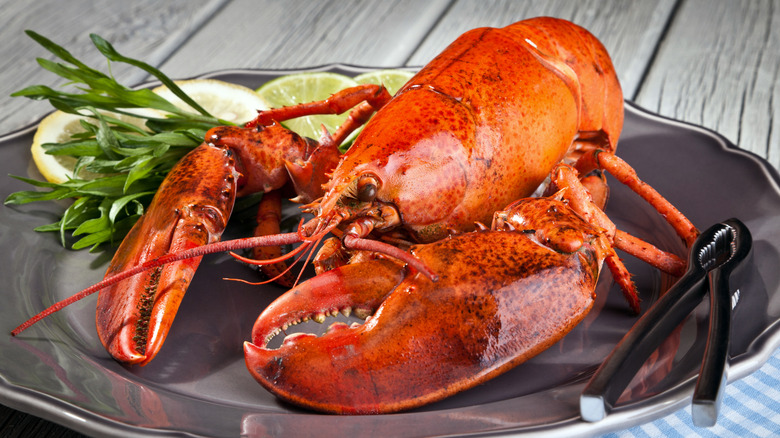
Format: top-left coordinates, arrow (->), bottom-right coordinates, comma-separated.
356,174 -> 379,203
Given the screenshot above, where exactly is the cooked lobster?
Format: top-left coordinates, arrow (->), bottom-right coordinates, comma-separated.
13,17 -> 698,413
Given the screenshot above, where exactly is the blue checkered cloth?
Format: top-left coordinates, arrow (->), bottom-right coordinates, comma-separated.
603,348 -> 780,437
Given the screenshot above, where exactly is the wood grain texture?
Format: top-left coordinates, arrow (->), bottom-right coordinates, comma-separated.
405,0 -> 678,98
635,0 -> 780,167
158,0 -> 451,77
0,0 -> 228,134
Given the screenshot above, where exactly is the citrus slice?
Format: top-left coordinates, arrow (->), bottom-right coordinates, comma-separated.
30,108 -> 162,184
32,79 -> 269,183
353,69 -> 415,95
255,72 -> 359,141
152,79 -> 270,125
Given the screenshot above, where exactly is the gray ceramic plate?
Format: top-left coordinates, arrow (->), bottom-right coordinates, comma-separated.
2,66 -> 780,437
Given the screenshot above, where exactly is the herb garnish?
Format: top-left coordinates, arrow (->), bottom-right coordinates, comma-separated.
4,31 -> 237,251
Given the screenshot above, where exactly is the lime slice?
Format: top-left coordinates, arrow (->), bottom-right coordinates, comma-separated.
31,108 -> 162,184
353,69 -> 415,95
256,72 -> 359,141
153,79 -> 269,124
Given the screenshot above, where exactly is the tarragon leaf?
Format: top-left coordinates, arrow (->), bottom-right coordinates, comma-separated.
4,31 -> 254,250
89,34 -> 213,118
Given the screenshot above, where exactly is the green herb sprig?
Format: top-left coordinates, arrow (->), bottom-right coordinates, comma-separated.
4,31 -> 237,251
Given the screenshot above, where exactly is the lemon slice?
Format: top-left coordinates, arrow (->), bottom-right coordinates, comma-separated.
256,72 -> 359,141
31,108 -> 162,184
152,79 -> 270,125
353,69 -> 415,95
31,79 -> 269,183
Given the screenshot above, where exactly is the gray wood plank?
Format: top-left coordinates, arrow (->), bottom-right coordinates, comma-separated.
158,0 -> 451,77
405,0 -> 678,99
635,0 -> 780,168
0,0 -> 228,133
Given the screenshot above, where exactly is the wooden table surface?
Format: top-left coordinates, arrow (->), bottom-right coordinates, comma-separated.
1,1 -> 778,436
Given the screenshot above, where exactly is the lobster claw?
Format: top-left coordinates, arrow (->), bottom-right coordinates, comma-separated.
96,122 -> 337,365
97,142 -> 240,365
245,199 -> 606,414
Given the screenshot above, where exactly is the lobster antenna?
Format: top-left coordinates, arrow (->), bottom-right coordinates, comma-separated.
226,238 -> 316,286
228,231 -> 324,287
12,224 -> 440,336
232,221 -> 441,282
229,215 -> 339,269
230,240 -> 312,266
11,232 -> 304,336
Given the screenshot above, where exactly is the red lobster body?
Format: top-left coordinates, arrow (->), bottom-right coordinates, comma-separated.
318,18 -> 623,242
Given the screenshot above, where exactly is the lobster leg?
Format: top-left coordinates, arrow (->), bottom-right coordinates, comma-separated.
251,191 -> 296,287
241,85 -> 395,280
578,171 -> 610,210
577,150 -> 700,246
555,158 -> 694,276
550,157 -> 696,313
247,84 -> 392,146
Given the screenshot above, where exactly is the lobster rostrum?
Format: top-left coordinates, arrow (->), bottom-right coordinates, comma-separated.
13,17 -> 699,410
